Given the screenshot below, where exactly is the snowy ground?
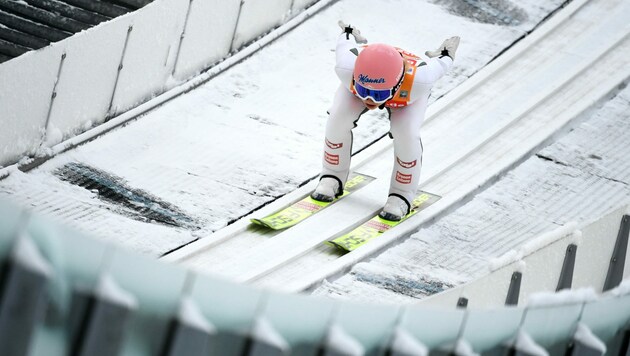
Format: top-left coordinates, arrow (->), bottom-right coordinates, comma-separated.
0,0 -> 567,256
313,84 -> 630,303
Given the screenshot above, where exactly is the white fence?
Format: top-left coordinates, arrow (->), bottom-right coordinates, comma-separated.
0,0 -> 320,168
422,205 -> 630,309
0,200 -> 629,355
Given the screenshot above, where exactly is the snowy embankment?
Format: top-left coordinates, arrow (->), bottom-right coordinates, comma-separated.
0,0 -> 566,256
195,0 -> 627,294
314,84 -> 630,304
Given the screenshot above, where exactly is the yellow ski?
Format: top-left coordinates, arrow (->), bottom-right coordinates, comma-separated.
326,191 -> 441,252
251,173 -> 375,230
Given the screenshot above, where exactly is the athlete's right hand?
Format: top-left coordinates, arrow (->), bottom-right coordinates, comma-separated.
338,20 -> 367,44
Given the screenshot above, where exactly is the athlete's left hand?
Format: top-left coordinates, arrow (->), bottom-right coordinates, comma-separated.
426,36 -> 460,59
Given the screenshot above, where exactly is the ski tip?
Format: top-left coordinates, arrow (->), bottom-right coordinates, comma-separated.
250,218 -> 269,227
250,218 -> 287,230
325,240 -> 351,253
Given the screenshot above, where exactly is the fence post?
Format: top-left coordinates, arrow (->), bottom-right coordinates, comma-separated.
107,25 -> 134,121
557,244 -> 577,291
288,0 -> 296,15
603,215 -> 629,291
0,234 -> 52,356
505,272 -> 522,306
229,0 -> 246,54
68,275 -> 136,356
41,52 -> 66,148
171,0 -> 194,77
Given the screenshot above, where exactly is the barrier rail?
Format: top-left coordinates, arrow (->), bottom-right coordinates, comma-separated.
422,205 -> 630,309
0,199 -> 629,355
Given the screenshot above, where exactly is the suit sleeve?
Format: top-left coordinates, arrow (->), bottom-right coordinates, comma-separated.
334,33 -> 360,85
414,56 -> 453,85
405,56 -> 452,105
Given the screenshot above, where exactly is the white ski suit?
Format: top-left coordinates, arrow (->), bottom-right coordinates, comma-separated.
319,33 -> 453,206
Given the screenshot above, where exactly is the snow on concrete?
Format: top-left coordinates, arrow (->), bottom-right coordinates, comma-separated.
488,222 -> 577,272
605,278 -> 630,297
526,288 -> 598,308
324,324 -> 364,356
95,273 -> 138,308
573,323 -> 607,354
513,329 -> 549,356
0,0 -> 566,256
451,339 -> 479,356
11,231 -> 53,277
388,327 -> 429,356
178,296 -> 216,333
250,316 -> 290,352
488,254 -> 525,274
313,84 -> 630,304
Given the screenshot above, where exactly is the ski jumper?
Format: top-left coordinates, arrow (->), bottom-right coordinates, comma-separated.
320,33 -> 453,205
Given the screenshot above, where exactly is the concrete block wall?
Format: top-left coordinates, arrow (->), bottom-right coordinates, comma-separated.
0,0 -> 320,168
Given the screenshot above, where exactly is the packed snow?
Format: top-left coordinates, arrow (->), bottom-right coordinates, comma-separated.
313,84 -> 630,303
488,222 -> 578,272
526,288 -> 598,308
0,0 -> 566,255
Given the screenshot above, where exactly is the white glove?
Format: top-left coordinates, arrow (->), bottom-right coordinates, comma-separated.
338,20 -> 367,44
425,36 -> 460,59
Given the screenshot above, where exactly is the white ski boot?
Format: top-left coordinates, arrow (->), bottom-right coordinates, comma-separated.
311,177 -> 341,202
379,195 -> 410,221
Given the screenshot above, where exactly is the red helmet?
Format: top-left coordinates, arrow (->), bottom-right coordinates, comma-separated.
353,44 -> 404,103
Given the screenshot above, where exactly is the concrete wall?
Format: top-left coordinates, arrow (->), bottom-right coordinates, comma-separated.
0,0 -> 319,168
421,205 -> 630,309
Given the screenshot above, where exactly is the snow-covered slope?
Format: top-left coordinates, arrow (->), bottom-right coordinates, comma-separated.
315,62 -> 630,303
0,0 -> 566,255
1,0 -> 629,306
162,0 -> 630,293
